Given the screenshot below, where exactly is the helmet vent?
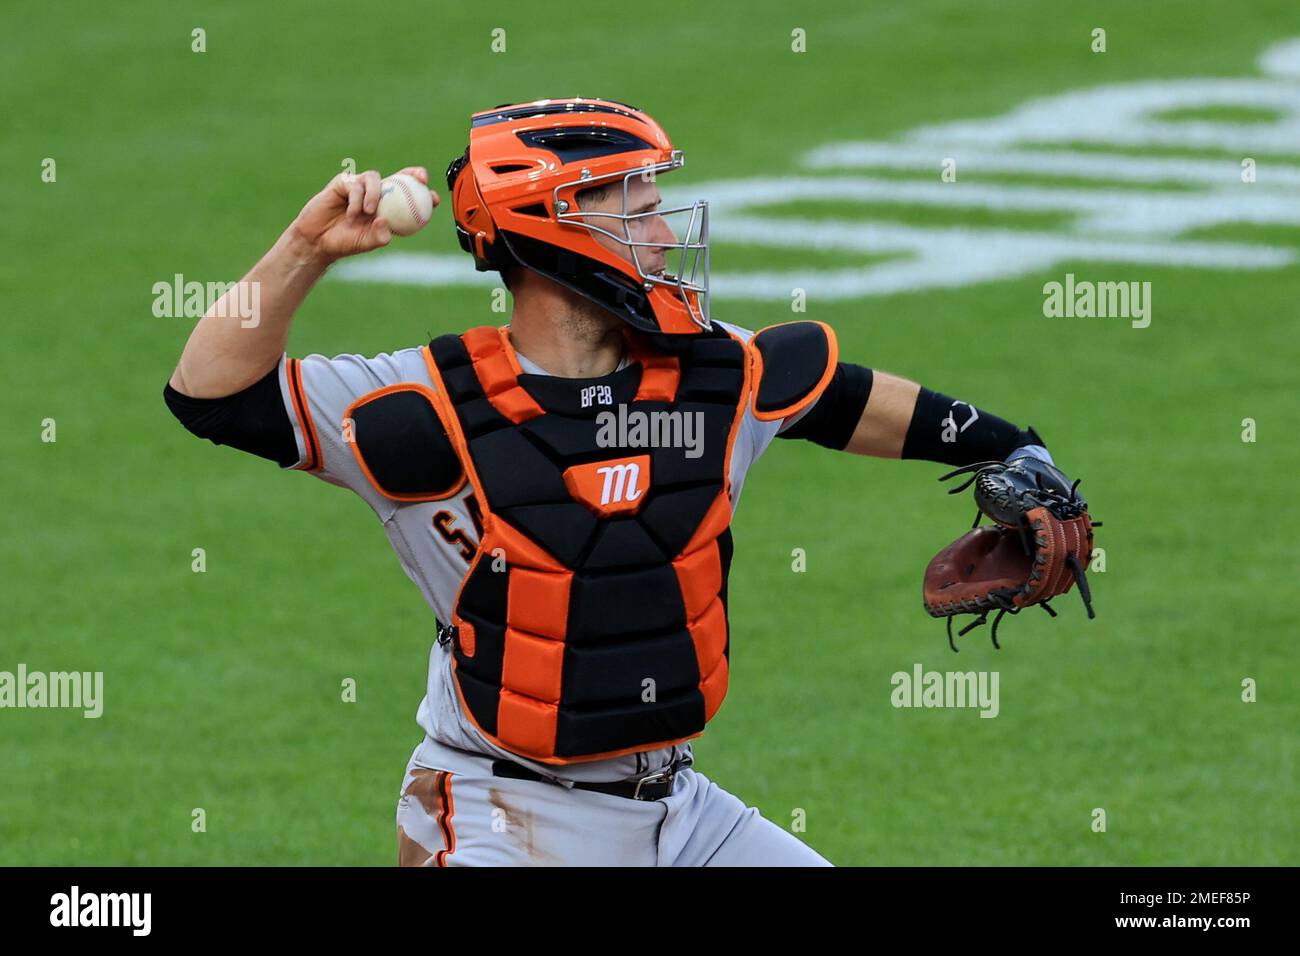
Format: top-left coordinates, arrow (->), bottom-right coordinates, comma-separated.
517,127 -> 653,162
490,163 -> 533,174
512,203 -> 549,219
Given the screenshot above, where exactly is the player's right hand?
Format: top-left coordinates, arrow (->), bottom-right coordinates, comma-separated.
291,167 -> 438,262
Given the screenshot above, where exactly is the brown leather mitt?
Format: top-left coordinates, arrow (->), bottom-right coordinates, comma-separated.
923,455 -> 1097,651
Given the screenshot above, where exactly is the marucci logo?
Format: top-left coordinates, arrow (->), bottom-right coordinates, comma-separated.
50,886 -> 151,936
563,455 -> 652,516
597,462 -> 643,505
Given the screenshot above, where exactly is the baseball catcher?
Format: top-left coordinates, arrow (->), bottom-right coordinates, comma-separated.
163,97 -> 1097,866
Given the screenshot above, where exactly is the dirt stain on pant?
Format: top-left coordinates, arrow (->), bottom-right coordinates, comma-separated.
488,786 -> 550,864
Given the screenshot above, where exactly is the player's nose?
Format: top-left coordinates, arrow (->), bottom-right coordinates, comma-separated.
646,216 -> 677,256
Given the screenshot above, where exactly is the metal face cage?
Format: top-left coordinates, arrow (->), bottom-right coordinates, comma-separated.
552,150 -> 710,329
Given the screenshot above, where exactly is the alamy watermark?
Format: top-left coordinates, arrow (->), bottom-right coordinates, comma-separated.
152,274 -> 260,328
1042,273 -> 1151,328
50,886 -> 150,936
596,404 -> 705,459
0,664 -> 103,718
891,663 -> 999,718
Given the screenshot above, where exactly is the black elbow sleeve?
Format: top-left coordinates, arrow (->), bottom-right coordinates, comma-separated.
164,365 -> 300,467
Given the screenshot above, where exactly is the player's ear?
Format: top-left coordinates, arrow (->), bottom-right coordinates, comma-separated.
748,321 -> 839,421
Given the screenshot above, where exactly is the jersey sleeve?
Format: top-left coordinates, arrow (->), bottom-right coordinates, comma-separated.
713,321 -> 824,504
280,347 -> 440,503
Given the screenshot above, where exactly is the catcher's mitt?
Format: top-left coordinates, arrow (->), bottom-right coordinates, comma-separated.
923,455 -> 1098,651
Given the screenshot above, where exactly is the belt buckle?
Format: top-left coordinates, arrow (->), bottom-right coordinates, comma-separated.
632,767 -> 675,801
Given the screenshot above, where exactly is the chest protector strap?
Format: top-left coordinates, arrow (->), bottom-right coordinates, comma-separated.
423,326 -> 749,763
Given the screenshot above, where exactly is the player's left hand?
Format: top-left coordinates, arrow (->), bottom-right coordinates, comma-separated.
922,455 -> 1098,650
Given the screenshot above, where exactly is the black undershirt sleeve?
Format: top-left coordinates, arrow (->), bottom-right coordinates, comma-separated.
163,364 -> 300,467
776,362 -> 874,450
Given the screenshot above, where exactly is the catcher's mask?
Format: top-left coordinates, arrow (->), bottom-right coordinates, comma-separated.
446,97 -> 710,335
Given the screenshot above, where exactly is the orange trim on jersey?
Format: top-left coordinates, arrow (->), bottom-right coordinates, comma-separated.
433,770 -> 456,867
746,320 -> 840,422
342,383 -> 468,502
285,358 -> 322,472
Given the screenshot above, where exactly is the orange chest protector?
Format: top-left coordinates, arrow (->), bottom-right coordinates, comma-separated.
423,326 -> 749,764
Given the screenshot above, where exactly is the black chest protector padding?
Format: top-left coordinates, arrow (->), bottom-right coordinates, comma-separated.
430,328 -> 744,575
350,388 -> 463,498
431,328 -> 747,752
752,321 -> 832,416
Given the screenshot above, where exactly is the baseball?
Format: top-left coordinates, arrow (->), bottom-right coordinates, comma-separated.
377,172 -> 434,236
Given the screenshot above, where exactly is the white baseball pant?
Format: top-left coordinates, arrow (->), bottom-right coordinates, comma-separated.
395,737 -> 831,867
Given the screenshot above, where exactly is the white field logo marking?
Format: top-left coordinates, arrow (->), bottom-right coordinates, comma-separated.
333,38 -> 1300,298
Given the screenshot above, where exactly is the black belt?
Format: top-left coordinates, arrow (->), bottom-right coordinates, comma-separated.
491,758 -> 687,801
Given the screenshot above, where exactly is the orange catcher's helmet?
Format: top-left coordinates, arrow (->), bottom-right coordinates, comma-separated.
446,98 -> 709,335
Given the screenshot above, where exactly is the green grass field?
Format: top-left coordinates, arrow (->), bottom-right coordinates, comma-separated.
3,0 -> 1297,865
